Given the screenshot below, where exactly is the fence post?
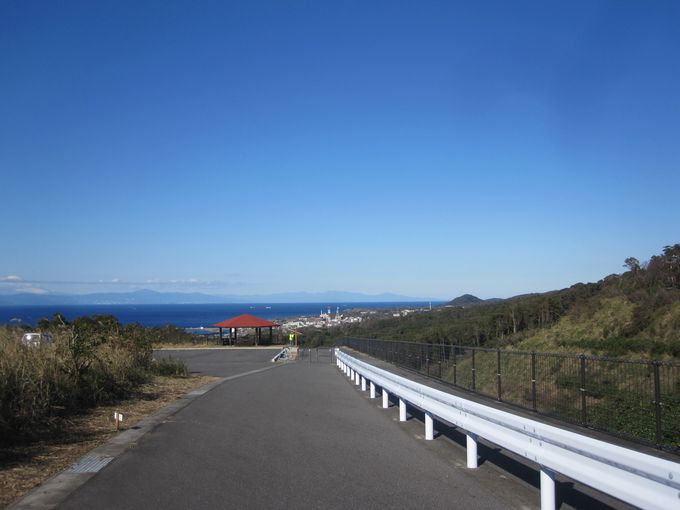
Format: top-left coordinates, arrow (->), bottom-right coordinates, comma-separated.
580,354 -> 587,426
453,346 -> 458,386
531,352 -> 537,412
497,348 -> 502,401
653,361 -> 662,446
471,349 -> 476,391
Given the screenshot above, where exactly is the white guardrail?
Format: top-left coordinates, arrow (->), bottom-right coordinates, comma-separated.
335,349 -> 680,510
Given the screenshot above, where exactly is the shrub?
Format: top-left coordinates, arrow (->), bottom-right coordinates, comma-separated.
151,356 -> 188,377
0,316 -> 156,445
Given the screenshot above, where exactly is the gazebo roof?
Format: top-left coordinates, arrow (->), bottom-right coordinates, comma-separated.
213,313 -> 280,329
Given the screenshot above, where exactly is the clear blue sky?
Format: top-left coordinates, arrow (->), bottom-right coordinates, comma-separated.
1,1 -> 679,300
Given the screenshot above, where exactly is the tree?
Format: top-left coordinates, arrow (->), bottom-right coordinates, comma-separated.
662,244 -> 680,288
623,257 -> 641,273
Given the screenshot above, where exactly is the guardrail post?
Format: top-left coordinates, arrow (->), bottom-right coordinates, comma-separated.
653,361 -> 662,445
370,381 -> 376,399
453,346 -> 457,385
496,348 -> 502,401
540,467 -> 556,510
361,376 -> 366,392
531,352 -> 537,412
382,389 -> 389,409
580,354 -> 587,426
355,371 -> 360,385
466,432 -> 478,468
425,412 -> 434,440
399,399 -> 407,422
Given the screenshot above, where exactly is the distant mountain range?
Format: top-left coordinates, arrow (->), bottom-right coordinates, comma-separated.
0,289 -> 431,306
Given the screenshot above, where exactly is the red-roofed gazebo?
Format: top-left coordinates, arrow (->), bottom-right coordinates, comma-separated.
213,314 -> 280,346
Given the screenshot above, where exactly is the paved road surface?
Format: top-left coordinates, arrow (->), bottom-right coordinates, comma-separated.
58,349 -> 544,509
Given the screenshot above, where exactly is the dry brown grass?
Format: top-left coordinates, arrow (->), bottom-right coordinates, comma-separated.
0,374 -> 217,509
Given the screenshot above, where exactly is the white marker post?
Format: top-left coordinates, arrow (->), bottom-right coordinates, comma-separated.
113,412 -> 124,431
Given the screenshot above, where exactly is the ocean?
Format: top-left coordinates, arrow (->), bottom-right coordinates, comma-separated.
0,302 -> 436,328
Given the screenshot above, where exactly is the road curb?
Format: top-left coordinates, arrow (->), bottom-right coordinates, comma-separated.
8,364 -> 284,510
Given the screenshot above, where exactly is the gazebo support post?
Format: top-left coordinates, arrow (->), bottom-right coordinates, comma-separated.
219,327 -> 223,345
269,326 -> 272,344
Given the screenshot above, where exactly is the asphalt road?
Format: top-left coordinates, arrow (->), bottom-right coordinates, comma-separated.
154,348 -> 279,377
57,349 -> 541,509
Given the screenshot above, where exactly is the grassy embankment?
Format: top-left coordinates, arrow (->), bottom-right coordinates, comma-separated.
303,244 -> 680,449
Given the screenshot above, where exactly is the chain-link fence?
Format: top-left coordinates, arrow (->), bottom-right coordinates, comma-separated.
340,337 -> 680,453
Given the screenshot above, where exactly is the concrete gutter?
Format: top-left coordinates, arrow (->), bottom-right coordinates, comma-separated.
8,364 -> 283,510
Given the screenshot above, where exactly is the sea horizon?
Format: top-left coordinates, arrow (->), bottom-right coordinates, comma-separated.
0,301 -> 442,328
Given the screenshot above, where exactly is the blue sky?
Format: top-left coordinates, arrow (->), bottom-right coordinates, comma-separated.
1,1 -> 679,300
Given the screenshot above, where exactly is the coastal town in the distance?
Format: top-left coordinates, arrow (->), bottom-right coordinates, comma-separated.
185,303 -> 438,338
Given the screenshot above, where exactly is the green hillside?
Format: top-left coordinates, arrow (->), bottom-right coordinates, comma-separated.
314,244 -> 680,358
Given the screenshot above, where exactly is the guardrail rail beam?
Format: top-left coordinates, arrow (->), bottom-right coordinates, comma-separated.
335,348 -> 680,510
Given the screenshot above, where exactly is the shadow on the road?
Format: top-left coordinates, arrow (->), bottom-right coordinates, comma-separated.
395,398 -> 625,510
